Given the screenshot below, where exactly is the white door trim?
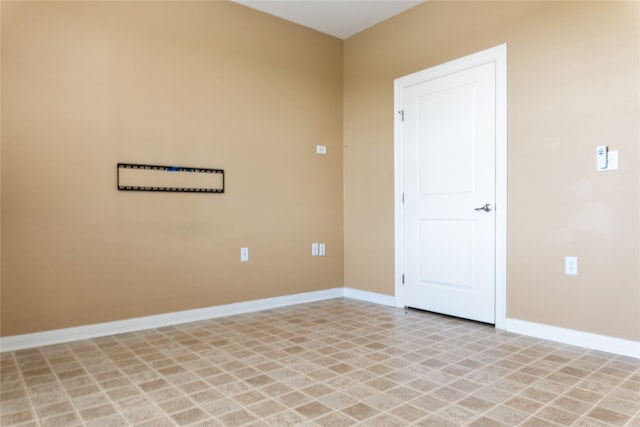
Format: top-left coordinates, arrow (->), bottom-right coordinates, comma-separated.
394,44 -> 507,329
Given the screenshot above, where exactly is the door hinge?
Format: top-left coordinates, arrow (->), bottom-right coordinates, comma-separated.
398,110 -> 404,122
402,193 -> 405,204
402,274 -> 405,284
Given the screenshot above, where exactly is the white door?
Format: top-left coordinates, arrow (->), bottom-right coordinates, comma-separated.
397,51 -> 502,324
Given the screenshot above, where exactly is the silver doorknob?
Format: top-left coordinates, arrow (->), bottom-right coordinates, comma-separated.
475,203 -> 492,212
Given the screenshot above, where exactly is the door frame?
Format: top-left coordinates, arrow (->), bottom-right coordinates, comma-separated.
394,44 -> 507,329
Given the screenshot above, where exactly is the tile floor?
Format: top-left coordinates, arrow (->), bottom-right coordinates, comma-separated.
1,298 -> 639,426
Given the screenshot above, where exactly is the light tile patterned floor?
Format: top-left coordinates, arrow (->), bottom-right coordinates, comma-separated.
1,298 -> 639,426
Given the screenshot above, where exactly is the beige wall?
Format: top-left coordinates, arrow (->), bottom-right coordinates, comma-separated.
344,1 -> 640,341
2,1 -> 639,344
1,1 -> 344,336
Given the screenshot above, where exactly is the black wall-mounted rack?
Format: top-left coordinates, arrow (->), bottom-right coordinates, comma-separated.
117,163 -> 224,193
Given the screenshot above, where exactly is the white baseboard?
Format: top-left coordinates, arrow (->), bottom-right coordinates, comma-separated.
506,318 -> 640,359
350,288 -> 640,359
0,288 -> 344,352
2,287 -> 638,360
343,287 -> 396,307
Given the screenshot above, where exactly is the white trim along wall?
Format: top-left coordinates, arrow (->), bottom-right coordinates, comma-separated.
0,288 -> 343,353
1,288 -> 638,358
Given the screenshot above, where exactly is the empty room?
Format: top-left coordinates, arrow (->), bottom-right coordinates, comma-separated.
1,1 -> 639,426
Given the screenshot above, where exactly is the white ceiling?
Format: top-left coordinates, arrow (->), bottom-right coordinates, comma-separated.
233,0 -> 426,39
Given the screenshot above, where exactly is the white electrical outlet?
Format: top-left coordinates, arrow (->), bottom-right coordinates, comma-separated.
311,243 -> 319,256
319,243 -> 326,256
565,256 -> 577,275
240,247 -> 249,262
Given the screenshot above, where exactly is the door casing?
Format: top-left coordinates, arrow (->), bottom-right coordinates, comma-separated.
394,44 -> 507,329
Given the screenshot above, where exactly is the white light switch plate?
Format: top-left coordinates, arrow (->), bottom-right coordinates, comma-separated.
606,150 -> 618,170
597,150 -> 619,171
